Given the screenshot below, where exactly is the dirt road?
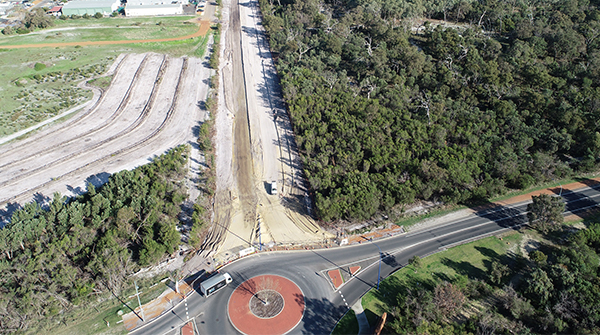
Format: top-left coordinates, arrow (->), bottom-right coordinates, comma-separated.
203,0 -> 327,261
0,50 -> 212,222
0,20 -> 211,49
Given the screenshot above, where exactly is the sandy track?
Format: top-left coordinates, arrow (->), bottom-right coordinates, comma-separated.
205,0 -> 327,260
0,51 -> 211,217
0,54 -> 162,183
239,0 -> 326,244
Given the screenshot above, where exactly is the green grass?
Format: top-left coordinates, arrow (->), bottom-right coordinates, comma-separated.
341,232 -> 523,328
0,16 -> 197,46
88,75 -> 113,89
52,16 -> 194,28
29,277 -> 171,335
332,309 -> 359,335
0,28 -> 210,138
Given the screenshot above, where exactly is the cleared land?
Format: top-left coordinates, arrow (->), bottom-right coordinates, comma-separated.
0,51 -> 211,219
0,17 -> 198,46
0,14 -> 213,138
202,0 -> 327,261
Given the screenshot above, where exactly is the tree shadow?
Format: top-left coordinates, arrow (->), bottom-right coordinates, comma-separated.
85,172 -> 111,188
300,295 -> 348,335
440,257 -> 488,280
552,180 -> 600,218
472,202 -> 528,229
0,202 -> 22,227
382,252 -> 399,268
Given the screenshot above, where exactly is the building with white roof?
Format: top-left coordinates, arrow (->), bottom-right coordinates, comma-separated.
125,0 -> 186,17
61,0 -> 120,16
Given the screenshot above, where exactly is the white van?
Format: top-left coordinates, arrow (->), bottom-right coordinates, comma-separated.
200,273 -> 232,297
271,181 -> 277,195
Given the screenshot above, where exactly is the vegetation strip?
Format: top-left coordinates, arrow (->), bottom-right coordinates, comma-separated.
0,21 -> 211,49
0,146 -> 191,332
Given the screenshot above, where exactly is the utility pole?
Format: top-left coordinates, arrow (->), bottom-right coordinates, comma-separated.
135,281 -> 145,322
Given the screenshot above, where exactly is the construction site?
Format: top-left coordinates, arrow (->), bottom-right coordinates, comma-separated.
200,0 -> 330,263
0,0 -> 329,265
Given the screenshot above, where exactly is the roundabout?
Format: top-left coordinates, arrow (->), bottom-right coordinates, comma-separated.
228,275 -> 305,335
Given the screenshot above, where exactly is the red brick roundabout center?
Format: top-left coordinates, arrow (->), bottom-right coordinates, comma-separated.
227,275 -> 305,335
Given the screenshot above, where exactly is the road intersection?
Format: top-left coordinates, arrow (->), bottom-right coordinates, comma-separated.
131,183 -> 600,335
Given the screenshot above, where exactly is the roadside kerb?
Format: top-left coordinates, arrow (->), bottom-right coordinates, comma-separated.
132,183 -> 600,333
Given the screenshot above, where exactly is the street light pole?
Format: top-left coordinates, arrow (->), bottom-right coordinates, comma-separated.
369,238 -> 382,290
134,281 -> 145,322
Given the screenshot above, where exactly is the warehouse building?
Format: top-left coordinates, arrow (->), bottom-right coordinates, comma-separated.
125,0 -> 185,16
61,0 -> 120,16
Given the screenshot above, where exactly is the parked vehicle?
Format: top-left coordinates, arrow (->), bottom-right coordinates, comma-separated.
271,181 -> 277,195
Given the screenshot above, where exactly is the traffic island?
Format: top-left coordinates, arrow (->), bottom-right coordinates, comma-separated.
228,275 -> 304,335
328,269 -> 344,289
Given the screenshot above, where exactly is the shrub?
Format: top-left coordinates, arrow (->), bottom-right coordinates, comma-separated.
16,27 -> 30,34
24,8 -> 54,29
1,26 -> 14,35
94,12 -> 103,19
82,13 -> 90,19
110,11 -> 118,17
59,15 -> 67,20
34,63 -> 46,71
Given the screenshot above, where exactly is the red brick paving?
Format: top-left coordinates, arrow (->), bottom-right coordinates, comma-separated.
349,266 -> 361,276
328,269 -> 343,289
181,321 -> 194,335
228,275 -> 304,335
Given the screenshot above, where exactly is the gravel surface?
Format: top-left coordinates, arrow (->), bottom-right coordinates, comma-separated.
205,0 -> 326,261
0,51 -> 211,222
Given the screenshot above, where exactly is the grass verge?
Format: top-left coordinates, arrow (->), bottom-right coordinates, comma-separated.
336,231 -> 523,329
332,309 -> 358,335
30,276 -> 171,335
0,16 -> 197,46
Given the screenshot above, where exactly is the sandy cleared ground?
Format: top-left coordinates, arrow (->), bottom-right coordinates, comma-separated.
202,0 -> 328,261
0,51 -> 211,222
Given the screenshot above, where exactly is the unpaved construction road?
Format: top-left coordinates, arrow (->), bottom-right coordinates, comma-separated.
202,0 -> 329,260
0,51 -> 211,220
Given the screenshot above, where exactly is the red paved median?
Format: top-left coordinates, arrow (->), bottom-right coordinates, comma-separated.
228,275 -> 304,335
328,269 -> 343,289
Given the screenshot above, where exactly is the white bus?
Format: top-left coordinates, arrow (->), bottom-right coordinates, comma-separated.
200,272 -> 232,297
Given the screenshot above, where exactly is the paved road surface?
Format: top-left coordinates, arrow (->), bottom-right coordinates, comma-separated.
130,184 -> 600,335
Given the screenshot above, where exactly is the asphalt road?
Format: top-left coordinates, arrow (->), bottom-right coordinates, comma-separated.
131,184 -> 600,335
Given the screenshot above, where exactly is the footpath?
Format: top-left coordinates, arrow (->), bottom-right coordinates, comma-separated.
124,176 -> 600,333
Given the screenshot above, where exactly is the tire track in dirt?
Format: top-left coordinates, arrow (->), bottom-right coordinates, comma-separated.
0,54 -> 153,172
201,0 -> 258,257
0,55 -> 166,188
0,56 -> 188,206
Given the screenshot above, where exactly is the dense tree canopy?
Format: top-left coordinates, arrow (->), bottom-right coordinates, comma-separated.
527,193 -> 565,233
259,0 -> 600,221
0,146 -> 189,332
